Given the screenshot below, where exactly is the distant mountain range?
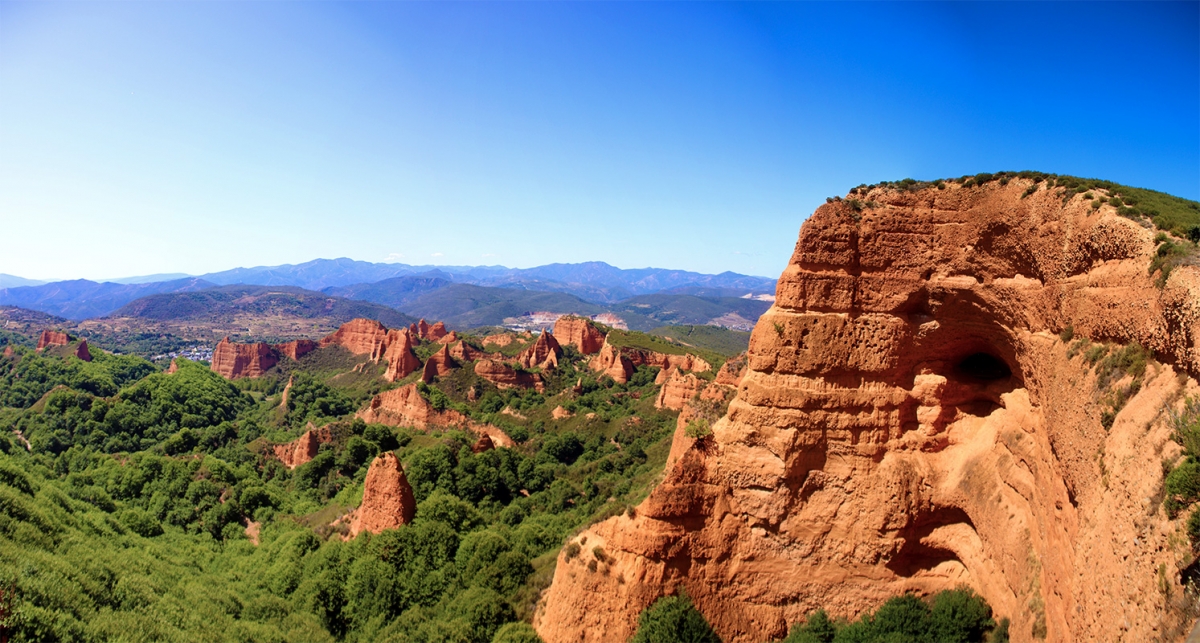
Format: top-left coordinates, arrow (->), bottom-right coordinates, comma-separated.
196,258 -> 775,303
0,259 -> 777,337
0,278 -> 214,320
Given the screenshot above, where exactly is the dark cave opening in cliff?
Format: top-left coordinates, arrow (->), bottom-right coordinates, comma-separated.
955,352 -> 1012,381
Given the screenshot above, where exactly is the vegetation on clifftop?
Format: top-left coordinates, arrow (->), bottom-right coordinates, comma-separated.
847,170 -> 1200,241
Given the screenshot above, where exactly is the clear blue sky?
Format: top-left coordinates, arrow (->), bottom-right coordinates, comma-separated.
2,1 -> 1196,282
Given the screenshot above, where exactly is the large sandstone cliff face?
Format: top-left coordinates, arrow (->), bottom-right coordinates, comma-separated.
36,330 -> 70,350
320,318 -> 390,357
536,180 -> 1200,643
211,337 -> 278,380
554,316 -> 607,355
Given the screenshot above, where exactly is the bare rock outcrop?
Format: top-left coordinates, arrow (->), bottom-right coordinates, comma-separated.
483,333 -> 519,348
589,340 -> 710,383
421,345 -> 458,383
714,353 -> 747,386
320,318 -> 390,357
73,339 -> 92,362
450,340 -> 485,362
437,330 -> 459,345
518,331 -> 562,370
382,330 -> 421,382
416,319 -> 431,339
349,452 -> 416,537
273,424 -> 334,469
554,316 -> 606,354
653,368 -> 703,411
536,179 -> 1200,643
589,343 -> 636,384
2,346 -> 13,358
274,339 -> 317,361
166,359 -> 179,374
425,321 -> 449,342
471,433 -> 495,453
357,382 -> 470,429
475,359 -> 545,392
36,330 -> 70,350
211,337 -> 278,380
357,383 -> 516,448
552,405 -> 574,420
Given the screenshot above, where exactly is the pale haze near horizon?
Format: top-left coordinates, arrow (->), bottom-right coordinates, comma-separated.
1,1 -> 1196,282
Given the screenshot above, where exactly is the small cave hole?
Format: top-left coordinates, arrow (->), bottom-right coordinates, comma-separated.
955,352 -> 1012,381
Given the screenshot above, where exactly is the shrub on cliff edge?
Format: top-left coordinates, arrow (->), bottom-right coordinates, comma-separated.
631,591 -> 722,643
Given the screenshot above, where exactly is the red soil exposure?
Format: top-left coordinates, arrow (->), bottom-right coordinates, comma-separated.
349,452 -> 416,537
535,179 -> 1200,643
36,330 -> 70,350
553,316 -> 607,355
211,337 -> 278,380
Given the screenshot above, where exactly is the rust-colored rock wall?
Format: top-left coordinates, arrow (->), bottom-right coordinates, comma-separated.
357,382 -> 469,429
589,340 -> 710,383
450,340 -> 484,362
73,340 -> 92,362
357,383 -> 516,448
383,330 -> 421,382
536,180 -> 1200,643
211,337 -> 278,380
36,330 -> 70,350
320,318 -> 390,357
476,359 -> 546,392
653,368 -> 704,411
273,425 -> 334,469
426,321 -> 449,342
274,339 -> 317,361
518,331 -> 562,370
421,345 -> 457,383
349,452 -> 416,536
554,316 -> 606,355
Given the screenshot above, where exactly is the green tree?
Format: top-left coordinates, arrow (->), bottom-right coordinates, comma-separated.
630,591 -> 721,643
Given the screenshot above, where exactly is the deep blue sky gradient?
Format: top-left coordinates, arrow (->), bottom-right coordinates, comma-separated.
2,1 -> 1196,280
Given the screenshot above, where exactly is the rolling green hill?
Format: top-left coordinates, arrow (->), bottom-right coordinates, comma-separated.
648,325 -> 751,356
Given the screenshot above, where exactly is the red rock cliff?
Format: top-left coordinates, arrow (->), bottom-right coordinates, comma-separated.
518,331 -> 562,370
320,318 -> 390,358
535,179 -> 1200,643
349,452 -> 416,537
36,330 -> 70,350
211,337 -> 278,380
382,330 -> 421,382
274,339 -> 317,361
357,383 -> 516,448
554,316 -> 607,355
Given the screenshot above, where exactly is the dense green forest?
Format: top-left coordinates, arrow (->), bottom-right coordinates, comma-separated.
0,328 -> 1000,642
